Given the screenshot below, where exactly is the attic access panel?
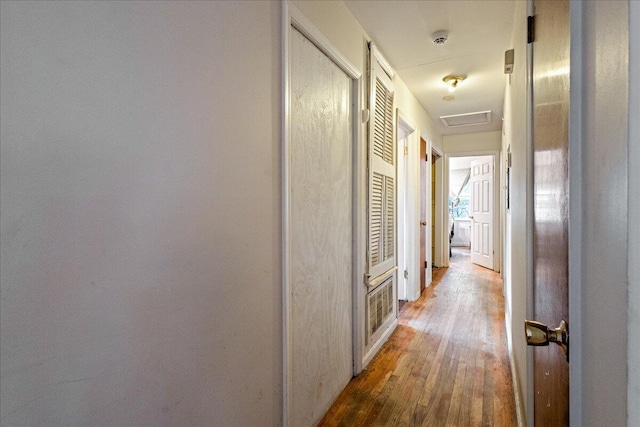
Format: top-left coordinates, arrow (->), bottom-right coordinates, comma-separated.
440,110 -> 492,128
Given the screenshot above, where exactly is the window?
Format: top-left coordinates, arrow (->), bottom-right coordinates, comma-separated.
449,167 -> 471,219
449,181 -> 471,219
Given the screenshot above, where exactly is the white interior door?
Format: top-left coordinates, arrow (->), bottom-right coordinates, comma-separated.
470,156 -> 494,269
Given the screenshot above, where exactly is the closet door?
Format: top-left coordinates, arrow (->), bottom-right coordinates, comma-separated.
365,45 -> 397,347
289,26 -> 353,427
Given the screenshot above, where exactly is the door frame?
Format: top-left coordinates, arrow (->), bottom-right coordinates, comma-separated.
442,150 -> 501,272
423,139 -> 441,287
420,137 -> 428,291
396,111 -> 418,302
431,145 -> 444,271
469,156 -> 496,269
567,0 -> 582,424
282,3 -> 363,425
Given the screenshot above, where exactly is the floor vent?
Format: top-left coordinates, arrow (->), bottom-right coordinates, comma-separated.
367,277 -> 394,341
440,110 -> 492,128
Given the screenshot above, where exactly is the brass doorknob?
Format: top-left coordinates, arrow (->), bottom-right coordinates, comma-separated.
524,319 -> 569,361
420,221 -> 427,226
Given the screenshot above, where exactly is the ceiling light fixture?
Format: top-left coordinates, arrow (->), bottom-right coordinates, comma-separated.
443,75 -> 466,92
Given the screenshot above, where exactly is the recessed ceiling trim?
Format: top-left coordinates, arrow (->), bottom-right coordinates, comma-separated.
440,110 -> 492,128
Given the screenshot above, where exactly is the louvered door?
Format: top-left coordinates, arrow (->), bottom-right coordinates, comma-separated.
366,45 -> 396,345
368,45 -> 395,281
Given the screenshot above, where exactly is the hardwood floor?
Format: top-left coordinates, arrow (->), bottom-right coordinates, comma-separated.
319,248 -> 518,427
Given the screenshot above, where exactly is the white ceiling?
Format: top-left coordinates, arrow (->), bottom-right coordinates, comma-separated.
344,0 -> 516,136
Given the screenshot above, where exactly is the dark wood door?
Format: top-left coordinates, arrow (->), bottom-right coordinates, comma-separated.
419,137 -> 427,292
532,0 -> 570,424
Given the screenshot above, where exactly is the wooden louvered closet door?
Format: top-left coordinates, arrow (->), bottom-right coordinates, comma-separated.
366,45 -> 396,346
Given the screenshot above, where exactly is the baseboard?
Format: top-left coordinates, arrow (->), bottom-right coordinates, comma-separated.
505,313 -> 526,427
361,318 -> 398,369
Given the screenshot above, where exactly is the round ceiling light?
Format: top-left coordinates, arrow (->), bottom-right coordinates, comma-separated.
443,75 -> 467,92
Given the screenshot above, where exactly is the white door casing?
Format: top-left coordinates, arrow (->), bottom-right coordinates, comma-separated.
470,156 -> 494,269
396,122 -> 409,301
426,140 -> 438,286
396,112 -> 419,303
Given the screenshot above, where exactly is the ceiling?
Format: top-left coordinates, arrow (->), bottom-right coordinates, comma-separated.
343,0 -> 516,136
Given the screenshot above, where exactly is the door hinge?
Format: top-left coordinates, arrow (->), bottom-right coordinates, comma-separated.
404,146 -> 408,155
425,261 -> 428,269
404,270 -> 409,279
527,15 -> 535,43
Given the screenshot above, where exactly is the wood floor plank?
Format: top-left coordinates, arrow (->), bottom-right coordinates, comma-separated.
318,248 -> 517,427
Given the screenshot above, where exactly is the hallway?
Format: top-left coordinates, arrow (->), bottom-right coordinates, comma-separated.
319,249 -> 517,426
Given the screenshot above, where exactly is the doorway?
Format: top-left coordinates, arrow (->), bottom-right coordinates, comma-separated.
396,112 -> 418,303
419,138 -> 439,295
445,153 -> 500,271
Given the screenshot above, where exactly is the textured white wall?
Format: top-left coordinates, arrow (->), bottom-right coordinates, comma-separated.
291,0 -> 367,73
395,76 -> 443,153
629,3 -> 640,425
0,2 -> 282,425
501,0 -> 530,423
443,131 -> 502,153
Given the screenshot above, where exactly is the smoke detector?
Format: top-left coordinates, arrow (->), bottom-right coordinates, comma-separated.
431,30 -> 449,45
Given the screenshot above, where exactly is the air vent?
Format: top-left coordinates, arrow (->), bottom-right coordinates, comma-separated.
367,277 -> 394,342
440,110 -> 492,128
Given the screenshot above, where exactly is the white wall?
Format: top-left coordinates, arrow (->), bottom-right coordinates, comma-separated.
443,130 -> 502,153
0,2 -> 282,425
501,0 -> 530,423
395,76 -> 443,153
450,156 -> 475,170
579,2 -> 629,425
291,0 -> 367,73
629,3 -> 640,425
450,219 -> 471,247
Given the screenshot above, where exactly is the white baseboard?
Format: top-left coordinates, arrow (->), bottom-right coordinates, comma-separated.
505,312 -> 526,427
361,318 -> 398,370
